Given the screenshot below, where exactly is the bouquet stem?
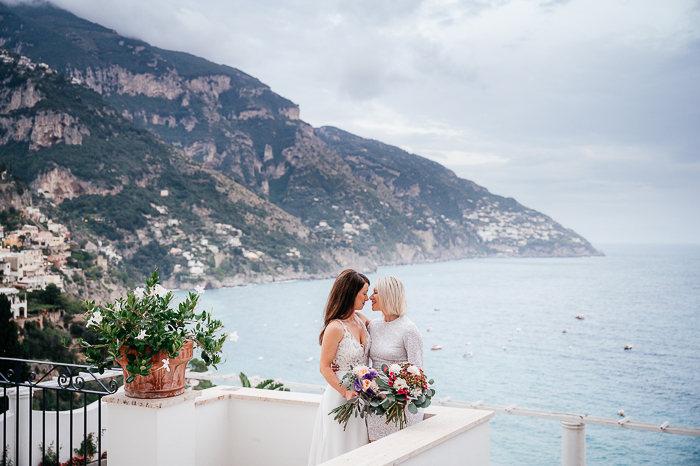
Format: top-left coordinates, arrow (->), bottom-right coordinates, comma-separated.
329,398 -> 358,431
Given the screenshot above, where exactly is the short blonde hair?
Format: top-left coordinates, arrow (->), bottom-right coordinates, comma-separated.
377,276 -> 407,317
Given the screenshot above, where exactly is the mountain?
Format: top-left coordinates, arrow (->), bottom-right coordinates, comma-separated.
0,48 -> 336,297
0,2 -> 601,293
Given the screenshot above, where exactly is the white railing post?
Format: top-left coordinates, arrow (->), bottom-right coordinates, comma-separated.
561,421 -> 586,466
7,387 -> 33,466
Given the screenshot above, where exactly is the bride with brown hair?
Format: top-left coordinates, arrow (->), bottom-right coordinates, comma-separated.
307,269 -> 372,465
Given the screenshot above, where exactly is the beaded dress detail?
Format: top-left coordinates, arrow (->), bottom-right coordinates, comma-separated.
366,315 -> 425,441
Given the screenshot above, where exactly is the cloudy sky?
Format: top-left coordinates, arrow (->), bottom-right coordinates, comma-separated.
42,0 -> 700,244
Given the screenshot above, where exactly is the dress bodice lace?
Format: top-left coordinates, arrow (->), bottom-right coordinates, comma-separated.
332,314 -> 371,372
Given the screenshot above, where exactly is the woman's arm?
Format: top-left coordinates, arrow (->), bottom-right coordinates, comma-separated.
319,322 -> 355,399
403,322 -> 425,371
356,311 -> 372,326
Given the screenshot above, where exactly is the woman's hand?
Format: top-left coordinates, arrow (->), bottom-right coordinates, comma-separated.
344,389 -> 358,400
331,363 -> 340,372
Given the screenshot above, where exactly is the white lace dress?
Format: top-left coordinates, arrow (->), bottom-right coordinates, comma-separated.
366,315 -> 425,441
308,315 -> 371,465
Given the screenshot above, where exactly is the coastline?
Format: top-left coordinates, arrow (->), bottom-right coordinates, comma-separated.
162,246 -> 606,293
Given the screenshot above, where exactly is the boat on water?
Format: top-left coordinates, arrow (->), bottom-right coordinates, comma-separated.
575,315 -> 585,320
431,345 -> 442,350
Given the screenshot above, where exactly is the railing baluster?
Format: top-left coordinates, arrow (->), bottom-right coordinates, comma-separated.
98,397 -> 102,466
3,384 -> 6,466
14,362 -> 19,466
56,383 -> 60,464
69,380 -> 74,466
83,391 -> 88,466
28,385 -> 32,466
42,388 -> 46,465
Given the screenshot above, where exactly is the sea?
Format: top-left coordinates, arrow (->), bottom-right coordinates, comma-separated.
177,244 -> 700,465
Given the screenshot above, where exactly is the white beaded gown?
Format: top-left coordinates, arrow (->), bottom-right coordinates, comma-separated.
308,315 -> 371,465
366,315 -> 425,441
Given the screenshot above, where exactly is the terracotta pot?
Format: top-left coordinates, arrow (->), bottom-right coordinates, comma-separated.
116,339 -> 194,398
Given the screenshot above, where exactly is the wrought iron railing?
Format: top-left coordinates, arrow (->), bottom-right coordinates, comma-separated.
0,357 -> 119,466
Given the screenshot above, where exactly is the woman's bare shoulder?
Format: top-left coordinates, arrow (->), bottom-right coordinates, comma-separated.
324,320 -> 345,335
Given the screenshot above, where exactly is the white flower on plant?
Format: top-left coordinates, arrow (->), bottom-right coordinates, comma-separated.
134,287 -> 145,300
410,387 -> 423,397
393,378 -> 408,391
135,329 -> 148,340
229,331 -> 239,342
161,358 -> 170,372
388,363 -> 402,374
113,300 -> 122,312
407,365 -> 421,376
195,285 -> 205,295
87,310 -> 103,327
151,284 -> 168,298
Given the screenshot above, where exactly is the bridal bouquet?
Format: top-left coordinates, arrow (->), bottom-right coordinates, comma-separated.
329,365 -> 381,430
375,363 -> 435,429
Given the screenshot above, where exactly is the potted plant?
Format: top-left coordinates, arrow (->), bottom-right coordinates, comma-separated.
79,270 -> 227,398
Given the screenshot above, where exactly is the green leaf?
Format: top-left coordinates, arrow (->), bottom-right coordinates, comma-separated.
126,374 -> 135,383
408,403 -> 418,414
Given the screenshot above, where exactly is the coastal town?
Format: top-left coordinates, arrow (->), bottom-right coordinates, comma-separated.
0,204 -> 71,320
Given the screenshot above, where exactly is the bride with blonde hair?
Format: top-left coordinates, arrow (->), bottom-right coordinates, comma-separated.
366,276 -> 424,441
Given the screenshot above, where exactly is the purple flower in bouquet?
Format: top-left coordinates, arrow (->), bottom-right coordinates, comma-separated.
353,377 -> 363,392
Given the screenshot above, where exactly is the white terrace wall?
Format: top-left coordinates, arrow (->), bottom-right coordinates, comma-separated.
105,386 -> 493,466
196,388 -> 319,465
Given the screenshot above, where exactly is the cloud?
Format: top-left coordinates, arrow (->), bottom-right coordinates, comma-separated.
419,150 -> 509,167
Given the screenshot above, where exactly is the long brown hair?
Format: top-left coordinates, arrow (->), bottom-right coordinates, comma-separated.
319,269 -> 369,345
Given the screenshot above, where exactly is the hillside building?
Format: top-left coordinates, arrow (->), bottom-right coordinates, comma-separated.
0,286 -> 27,318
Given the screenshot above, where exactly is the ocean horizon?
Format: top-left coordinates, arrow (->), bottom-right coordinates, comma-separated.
178,243 -> 700,464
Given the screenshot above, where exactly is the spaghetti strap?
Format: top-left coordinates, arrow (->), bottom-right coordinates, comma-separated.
335,319 -> 349,332
354,314 -> 369,341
